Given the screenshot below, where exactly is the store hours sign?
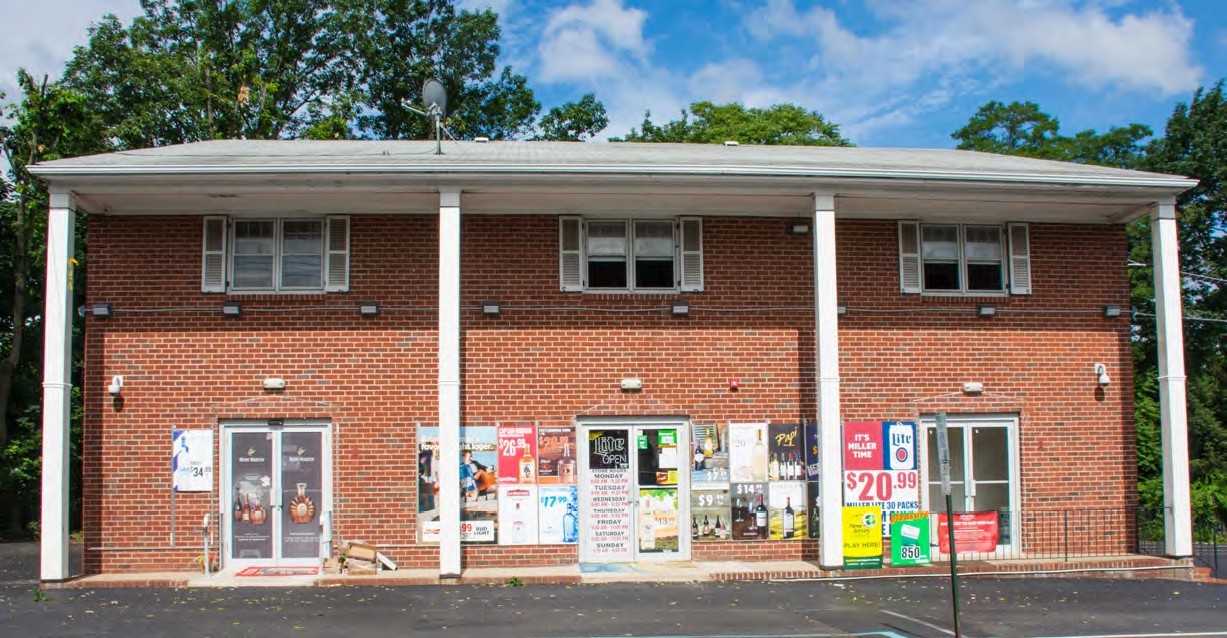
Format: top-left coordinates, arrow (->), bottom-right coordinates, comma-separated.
842,421 -> 918,529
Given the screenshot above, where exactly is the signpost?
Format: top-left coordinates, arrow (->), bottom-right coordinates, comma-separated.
936,413 -> 962,638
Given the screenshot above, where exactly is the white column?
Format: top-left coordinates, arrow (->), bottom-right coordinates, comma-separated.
41,188 -> 75,582
437,188 -> 462,577
813,194 -> 844,569
1151,199 -> 1192,557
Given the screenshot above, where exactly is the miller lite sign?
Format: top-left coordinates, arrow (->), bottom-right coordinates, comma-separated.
886,421 -> 916,471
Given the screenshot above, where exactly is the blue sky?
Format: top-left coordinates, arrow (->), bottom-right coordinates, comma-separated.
2,0 -> 1225,148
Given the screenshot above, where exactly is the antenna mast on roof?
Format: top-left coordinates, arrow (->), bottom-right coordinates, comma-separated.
403,79 -> 448,155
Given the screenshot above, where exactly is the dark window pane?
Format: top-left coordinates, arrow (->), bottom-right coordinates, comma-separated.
588,260 -> 627,288
923,262 -> 959,290
636,258 -> 674,289
967,263 -> 1003,291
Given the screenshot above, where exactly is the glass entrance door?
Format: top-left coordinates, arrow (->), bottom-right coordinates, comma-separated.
579,423 -> 690,563
225,425 -> 330,567
924,416 -> 1016,551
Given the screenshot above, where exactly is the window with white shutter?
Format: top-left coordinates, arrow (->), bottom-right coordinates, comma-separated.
1007,223 -> 1031,295
898,221 -> 921,293
559,217 -> 584,292
202,216 -> 228,293
325,216 -> 350,292
678,217 -> 703,292
560,216 -> 703,293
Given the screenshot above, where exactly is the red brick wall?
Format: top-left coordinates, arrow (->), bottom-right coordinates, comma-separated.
80,214 -> 1134,573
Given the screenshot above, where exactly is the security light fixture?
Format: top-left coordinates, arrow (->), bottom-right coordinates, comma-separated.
1103,305 -> 1122,318
977,303 -> 996,318
107,375 -> 124,396
221,302 -> 242,317
482,301 -> 502,317
1094,363 -> 1111,387
962,381 -> 984,394
92,302 -> 113,318
359,301 -> 380,317
620,377 -> 643,392
671,299 -> 690,317
837,302 -> 848,316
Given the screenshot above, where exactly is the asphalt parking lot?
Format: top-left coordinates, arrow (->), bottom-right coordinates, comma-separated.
2,542 -> 1225,638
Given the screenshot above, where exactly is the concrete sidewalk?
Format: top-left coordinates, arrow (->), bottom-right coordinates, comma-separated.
48,554 -> 1208,589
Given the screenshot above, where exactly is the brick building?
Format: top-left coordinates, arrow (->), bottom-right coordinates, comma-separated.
30,141 -> 1195,580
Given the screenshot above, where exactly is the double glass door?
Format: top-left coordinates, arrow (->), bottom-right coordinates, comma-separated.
224,424 -> 331,567
924,417 -> 1016,549
579,423 -> 690,563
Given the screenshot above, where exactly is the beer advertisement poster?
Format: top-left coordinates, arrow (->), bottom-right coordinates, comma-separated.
538,485 -> 579,544
497,424 -> 537,484
537,426 -> 577,485
729,422 -> 769,483
768,481 -> 806,540
690,488 -> 731,541
890,512 -> 931,566
460,426 -> 498,543
498,485 -> 539,545
842,505 -> 883,569
730,482 -> 769,540
767,423 -> 804,482
690,423 -> 730,487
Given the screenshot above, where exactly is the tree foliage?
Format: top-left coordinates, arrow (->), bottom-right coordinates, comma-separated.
614,101 -> 851,146
953,100 -> 1151,168
534,93 -> 608,142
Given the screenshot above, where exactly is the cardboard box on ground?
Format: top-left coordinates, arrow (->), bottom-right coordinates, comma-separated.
327,541 -> 399,574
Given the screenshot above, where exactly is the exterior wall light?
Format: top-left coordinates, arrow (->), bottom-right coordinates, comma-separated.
221,302 -> 242,317
671,299 -> 690,317
359,301 -> 380,317
962,381 -> 984,394
482,301 -> 502,317
92,302 -> 113,318
1094,363 -> 1110,387
789,222 -> 811,235
107,375 -> 124,396
262,377 -> 287,391
620,377 -> 643,392
977,303 -> 996,318
1103,305 -> 1122,318
837,302 -> 848,316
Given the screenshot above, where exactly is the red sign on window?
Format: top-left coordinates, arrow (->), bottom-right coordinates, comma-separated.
937,511 -> 999,553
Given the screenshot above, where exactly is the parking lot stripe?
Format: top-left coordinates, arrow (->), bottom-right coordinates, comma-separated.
882,609 -> 958,636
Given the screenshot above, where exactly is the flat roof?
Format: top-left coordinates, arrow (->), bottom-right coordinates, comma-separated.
30,139 -> 1196,192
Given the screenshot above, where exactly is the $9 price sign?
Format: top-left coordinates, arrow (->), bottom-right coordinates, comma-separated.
844,470 -> 918,503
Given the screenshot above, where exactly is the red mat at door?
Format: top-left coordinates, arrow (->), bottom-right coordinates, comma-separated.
236,566 -> 320,577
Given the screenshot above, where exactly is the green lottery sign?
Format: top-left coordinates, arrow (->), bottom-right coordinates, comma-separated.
890,512 -> 931,566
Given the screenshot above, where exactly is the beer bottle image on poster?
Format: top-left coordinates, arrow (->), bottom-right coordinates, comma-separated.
280,431 -> 323,558
230,432 -> 273,560
730,482 -> 767,540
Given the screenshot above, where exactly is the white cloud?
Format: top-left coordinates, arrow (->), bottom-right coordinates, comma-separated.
537,0 -> 649,83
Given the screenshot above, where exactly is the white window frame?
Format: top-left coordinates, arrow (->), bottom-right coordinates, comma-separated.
903,222 -> 1013,296
561,216 -> 702,294
204,216 -> 348,294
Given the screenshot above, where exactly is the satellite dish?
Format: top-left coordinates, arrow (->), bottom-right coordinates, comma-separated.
423,79 -> 447,117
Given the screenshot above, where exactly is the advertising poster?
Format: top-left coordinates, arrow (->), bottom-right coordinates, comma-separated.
768,423 -> 804,482
655,430 -> 679,472
938,511 -> 1000,554
537,426 -> 577,485
418,426 -> 440,543
890,512 -> 931,566
690,488 -> 731,541
729,422 -> 769,483
498,424 -> 537,484
690,423 -> 730,487
843,421 -> 920,531
842,505 -> 883,569
730,482 -> 768,540
804,421 -> 821,481
460,426 -> 499,543
280,431 -> 324,558
768,481 -> 807,540
172,429 -> 213,492
807,481 -> 821,539
498,485 -> 539,545
230,431 -> 273,560
585,430 -> 632,561
538,485 -> 579,544
638,488 -> 680,554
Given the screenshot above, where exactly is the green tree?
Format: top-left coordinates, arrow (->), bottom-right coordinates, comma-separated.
614,101 -> 851,146
534,93 -> 608,142
952,100 -> 1152,167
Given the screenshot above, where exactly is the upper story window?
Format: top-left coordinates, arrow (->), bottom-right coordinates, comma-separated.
560,216 -> 703,293
899,221 -> 1030,295
202,216 -> 349,293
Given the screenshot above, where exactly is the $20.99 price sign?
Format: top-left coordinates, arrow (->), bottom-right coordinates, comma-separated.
842,421 -> 920,529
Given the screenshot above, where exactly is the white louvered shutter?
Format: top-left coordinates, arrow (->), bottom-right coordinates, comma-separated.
1008,222 -> 1031,295
559,216 -> 584,292
325,216 -> 350,292
202,216 -> 227,293
678,217 -> 703,292
898,221 -> 921,293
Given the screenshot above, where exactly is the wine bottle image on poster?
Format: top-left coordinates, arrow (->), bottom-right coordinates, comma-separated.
768,481 -> 807,540
729,423 -> 768,484
768,423 -> 803,482
638,488 -> 680,554
807,480 -> 821,539
690,488 -> 732,541
729,482 -> 768,540
537,426 -> 577,485
690,423 -> 729,487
